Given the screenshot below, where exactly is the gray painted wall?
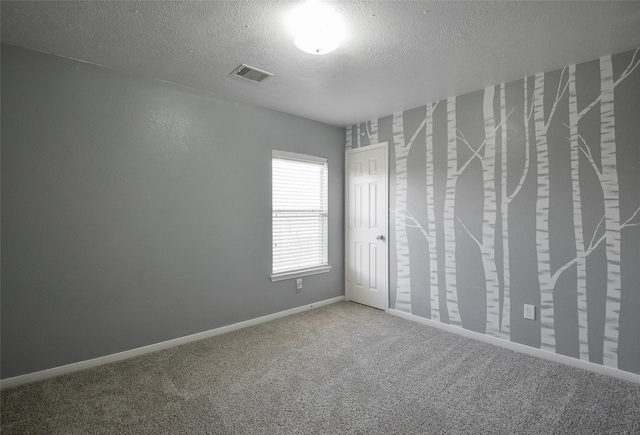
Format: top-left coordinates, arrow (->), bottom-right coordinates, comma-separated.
348,48 -> 640,375
1,44 -> 345,379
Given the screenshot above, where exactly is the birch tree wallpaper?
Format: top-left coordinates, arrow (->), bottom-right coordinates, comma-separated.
347,48 -> 640,375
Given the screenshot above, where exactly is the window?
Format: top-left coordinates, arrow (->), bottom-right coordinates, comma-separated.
271,150 -> 331,281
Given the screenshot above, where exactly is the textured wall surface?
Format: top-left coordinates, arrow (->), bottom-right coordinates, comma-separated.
347,47 -> 640,375
1,44 -> 345,379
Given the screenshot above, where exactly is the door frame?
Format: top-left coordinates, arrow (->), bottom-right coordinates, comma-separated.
345,141 -> 390,312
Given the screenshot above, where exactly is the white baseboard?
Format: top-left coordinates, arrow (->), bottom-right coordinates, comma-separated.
389,309 -> 640,384
0,296 -> 345,390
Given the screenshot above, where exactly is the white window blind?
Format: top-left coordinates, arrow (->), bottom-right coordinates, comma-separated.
272,151 -> 329,279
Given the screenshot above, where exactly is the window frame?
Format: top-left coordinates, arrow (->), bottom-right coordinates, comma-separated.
270,150 -> 331,282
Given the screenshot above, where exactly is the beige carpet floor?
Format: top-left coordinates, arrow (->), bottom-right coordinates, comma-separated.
2,301 -> 640,434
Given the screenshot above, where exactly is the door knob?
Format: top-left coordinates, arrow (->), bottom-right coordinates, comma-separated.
376,235 -> 385,241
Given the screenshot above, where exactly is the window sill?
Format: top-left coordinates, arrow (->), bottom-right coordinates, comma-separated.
270,266 -> 332,282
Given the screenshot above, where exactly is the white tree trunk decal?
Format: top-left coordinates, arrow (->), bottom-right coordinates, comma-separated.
600,55 -> 621,368
534,72 -> 554,352
346,126 -> 352,149
367,119 -> 379,145
393,112 -> 428,313
533,67 -> 573,352
402,102 -> 446,322
443,97 -> 461,326
568,64 -> 589,361
481,86 -> 502,337
426,102 -> 440,321
499,82 -> 511,336
393,112 -> 412,313
498,80 -> 534,339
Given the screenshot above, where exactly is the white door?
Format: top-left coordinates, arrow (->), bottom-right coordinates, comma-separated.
345,142 -> 389,311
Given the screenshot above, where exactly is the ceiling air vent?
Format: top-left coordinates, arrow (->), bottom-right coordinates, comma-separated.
230,64 -> 273,83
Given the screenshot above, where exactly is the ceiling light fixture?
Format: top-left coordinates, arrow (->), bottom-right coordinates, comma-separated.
289,1 -> 346,55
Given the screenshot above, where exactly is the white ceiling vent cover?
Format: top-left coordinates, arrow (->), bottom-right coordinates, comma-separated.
230,64 -> 273,83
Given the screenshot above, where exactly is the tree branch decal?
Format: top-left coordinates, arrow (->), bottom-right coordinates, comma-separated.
621,205 -> 640,229
577,48 -> 640,120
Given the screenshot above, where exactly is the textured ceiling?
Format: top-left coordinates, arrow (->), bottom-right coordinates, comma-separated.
2,1 -> 640,127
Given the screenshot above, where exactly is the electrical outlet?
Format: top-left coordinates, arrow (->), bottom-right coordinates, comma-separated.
296,278 -> 303,292
524,304 -> 536,320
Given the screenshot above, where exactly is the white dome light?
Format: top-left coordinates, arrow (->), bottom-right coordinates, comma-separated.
289,1 -> 346,55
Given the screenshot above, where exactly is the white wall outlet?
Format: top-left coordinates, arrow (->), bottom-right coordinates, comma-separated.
296,278 -> 303,292
524,304 -> 536,320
